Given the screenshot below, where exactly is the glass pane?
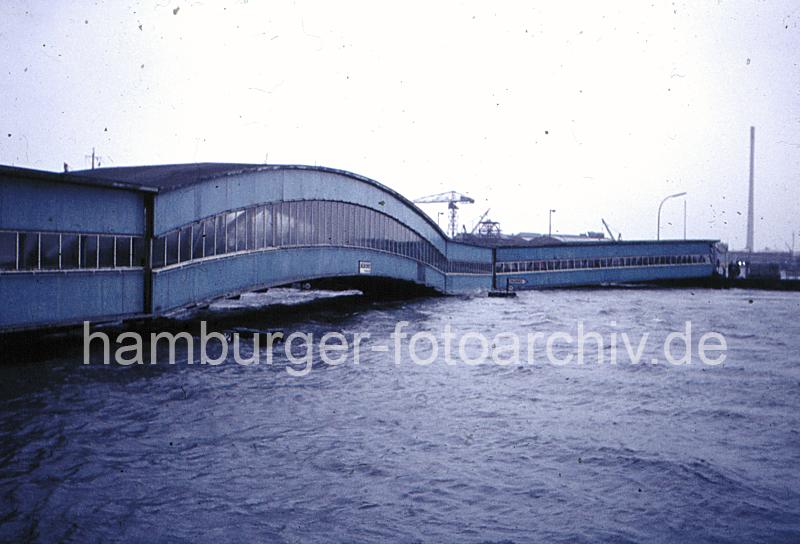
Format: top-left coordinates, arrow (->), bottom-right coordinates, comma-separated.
179,226 -> 192,262
41,233 -> 60,269
80,234 -> 98,269
331,202 -> 341,245
347,204 -> 356,246
296,202 -> 304,245
298,201 -> 307,245
132,237 -> 145,267
236,210 -> 246,251
246,208 -> 255,250
265,205 -> 273,247
226,212 -> 237,252
311,201 -> 319,245
99,236 -> 115,268
165,231 -> 179,266
215,215 -> 226,255
317,201 -> 324,244
364,208 -> 372,248
254,207 -> 265,250
273,203 -> 283,246
61,234 -> 79,269
0,232 -> 16,270
153,236 -> 167,268
151,236 -> 165,268
19,232 -> 39,269
380,213 -> 386,250
192,222 -> 204,259
308,201 -> 315,244
202,219 -> 214,257
275,203 -> 287,246
354,206 -> 363,246
389,221 -> 397,254
115,236 -> 132,267
290,202 -> 299,246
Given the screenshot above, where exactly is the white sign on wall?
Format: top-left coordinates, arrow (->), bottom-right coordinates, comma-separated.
359,261 -> 372,274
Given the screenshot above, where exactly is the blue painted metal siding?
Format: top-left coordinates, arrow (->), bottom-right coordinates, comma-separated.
0,175 -> 146,235
446,240 -> 493,262
497,264 -> 713,289
497,240 -> 714,261
446,274 -> 492,293
444,241 -> 493,294
0,270 -> 144,329
152,247 -> 446,313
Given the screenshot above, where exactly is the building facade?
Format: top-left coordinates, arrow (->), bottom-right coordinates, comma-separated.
0,163 -> 719,331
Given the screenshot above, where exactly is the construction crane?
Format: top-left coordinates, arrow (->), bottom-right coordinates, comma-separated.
414,191 -> 475,238
469,209 -> 491,235
601,218 -> 619,242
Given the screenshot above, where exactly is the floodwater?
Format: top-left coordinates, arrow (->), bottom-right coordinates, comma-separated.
1,288 -> 799,543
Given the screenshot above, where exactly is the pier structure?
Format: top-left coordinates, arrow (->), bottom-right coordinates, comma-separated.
0,163 -> 719,331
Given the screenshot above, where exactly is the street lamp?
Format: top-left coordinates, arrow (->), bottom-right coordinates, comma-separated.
548,209 -> 556,237
657,192 -> 687,241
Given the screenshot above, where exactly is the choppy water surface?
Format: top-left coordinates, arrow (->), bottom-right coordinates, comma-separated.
1,288 -> 799,543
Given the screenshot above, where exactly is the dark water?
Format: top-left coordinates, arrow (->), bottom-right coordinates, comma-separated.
1,288 -> 799,543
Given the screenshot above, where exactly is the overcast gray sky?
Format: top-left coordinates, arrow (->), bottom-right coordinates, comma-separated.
1,1 -> 798,250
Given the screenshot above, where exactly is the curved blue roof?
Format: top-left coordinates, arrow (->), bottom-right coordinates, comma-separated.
75,163 -> 448,239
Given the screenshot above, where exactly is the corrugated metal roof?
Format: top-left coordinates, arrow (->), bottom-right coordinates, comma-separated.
73,162 -> 258,191
0,164 -> 158,193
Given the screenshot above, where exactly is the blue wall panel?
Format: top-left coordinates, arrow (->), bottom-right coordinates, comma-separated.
497,240 -> 714,262
446,240 -> 493,262
152,247 -> 446,313
446,274 -> 493,293
497,264 -> 713,289
0,270 -> 144,329
0,176 -> 146,235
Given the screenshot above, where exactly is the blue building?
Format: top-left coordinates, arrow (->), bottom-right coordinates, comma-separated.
0,163 -> 720,332
493,239 -> 720,290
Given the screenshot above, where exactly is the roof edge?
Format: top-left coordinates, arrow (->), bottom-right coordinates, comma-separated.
0,164 -> 159,193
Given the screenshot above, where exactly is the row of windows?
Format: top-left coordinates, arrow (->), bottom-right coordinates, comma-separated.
152,200 -> 452,271
0,231 -> 146,271
496,253 -> 712,273
447,260 -> 493,274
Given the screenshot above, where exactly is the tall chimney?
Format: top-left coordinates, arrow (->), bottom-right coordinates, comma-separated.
746,126 -> 755,252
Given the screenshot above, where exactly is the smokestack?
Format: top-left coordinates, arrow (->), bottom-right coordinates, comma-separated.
746,126 -> 755,252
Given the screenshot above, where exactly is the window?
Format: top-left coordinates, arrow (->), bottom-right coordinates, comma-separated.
116,236 -> 132,267
179,226 -> 192,262
132,237 -> 146,267
254,207 -> 265,250
235,210 -> 246,251
165,231 -> 179,266
215,215 -> 226,255
247,208 -> 256,250
99,236 -> 115,268
192,222 -> 204,259
41,233 -> 60,269
265,205 -> 274,247
275,203 -> 287,246
345,204 -> 355,246
322,202 -> 333,245
0,232 -> 16,270
80,234 -> 98,269
62,234 -> 79,269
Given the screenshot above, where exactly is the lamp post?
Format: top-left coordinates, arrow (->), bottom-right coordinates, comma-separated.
657,192 -> 687,241
683,199 -> 687,240
437,212 -> 444,228
548,209 -> 556,237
